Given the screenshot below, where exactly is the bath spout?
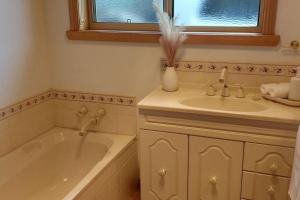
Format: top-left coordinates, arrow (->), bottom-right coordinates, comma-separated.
79,108 -> 106,136
79,118 -> 97,136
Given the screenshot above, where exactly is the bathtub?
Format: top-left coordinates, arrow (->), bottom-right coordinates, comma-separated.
0,127 -> 136,200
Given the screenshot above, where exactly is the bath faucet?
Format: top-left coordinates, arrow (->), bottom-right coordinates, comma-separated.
219,66 -> 230,97
79,108 -> 105,136
79,117 -> 98,136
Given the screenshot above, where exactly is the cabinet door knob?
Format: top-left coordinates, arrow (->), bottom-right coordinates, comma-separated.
267,186 -> 276,196
270,163 -> 278,173
158,169 -> 167,177
209,176 -> 217,185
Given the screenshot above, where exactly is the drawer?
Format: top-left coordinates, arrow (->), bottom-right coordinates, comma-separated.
244,143 -> 294,177
242,171 -> 290,200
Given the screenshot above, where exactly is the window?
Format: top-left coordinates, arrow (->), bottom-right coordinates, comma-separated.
67,0 -> 280,46
174,0 -> 261,30
94,0 -> 162,23
90,0 -> 164,31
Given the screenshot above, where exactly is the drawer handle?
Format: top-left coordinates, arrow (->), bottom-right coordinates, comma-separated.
270,163 -> 278,173
209,176 -> 217,185
158,169 -> 167,177
267,186 -> 276,196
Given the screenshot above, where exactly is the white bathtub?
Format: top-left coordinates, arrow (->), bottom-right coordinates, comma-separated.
0,127 -> 136,200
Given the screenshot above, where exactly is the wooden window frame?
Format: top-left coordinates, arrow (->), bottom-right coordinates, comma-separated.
67,0 -> 280,46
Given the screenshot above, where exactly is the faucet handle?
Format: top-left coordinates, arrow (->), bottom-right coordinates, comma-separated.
96,108 -> 106,117
236,84 -> 246,98
94,108 -> 106,122
76,106 -> 89,118
206,83 -> 217,96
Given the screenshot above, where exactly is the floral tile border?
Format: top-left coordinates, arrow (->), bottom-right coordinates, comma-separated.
162,61 -> 299,76
0,90 -> 53,121
0,90 -> 136,121
51,90 -> 136,106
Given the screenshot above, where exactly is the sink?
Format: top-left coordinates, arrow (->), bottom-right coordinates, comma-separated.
180,97 -> 268,112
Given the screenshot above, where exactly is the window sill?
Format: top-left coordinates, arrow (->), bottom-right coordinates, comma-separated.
66,30 -> 280,46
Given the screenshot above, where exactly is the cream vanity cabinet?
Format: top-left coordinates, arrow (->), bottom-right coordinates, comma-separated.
139,109 -> 297,200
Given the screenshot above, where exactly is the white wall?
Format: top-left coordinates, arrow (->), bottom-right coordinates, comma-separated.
0,0 -> 51,108
44,0 -> 300,100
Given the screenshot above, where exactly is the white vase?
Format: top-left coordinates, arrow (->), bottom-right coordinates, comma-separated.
162,67 -> 178,92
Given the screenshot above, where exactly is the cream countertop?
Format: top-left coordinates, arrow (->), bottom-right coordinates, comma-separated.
138,85 -> 300,125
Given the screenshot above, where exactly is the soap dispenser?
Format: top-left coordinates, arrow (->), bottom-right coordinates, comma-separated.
289,67 -> 300,101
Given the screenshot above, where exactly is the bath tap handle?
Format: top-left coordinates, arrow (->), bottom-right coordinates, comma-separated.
94,108 -> 106,122
76,106 -> 88,117
96,108 -> 105,117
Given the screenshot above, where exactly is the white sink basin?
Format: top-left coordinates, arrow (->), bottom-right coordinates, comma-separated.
180,96 -> 268,112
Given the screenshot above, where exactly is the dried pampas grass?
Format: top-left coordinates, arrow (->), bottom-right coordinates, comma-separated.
153,1 -> 187,67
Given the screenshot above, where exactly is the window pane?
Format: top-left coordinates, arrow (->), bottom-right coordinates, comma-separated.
174,0 -> 260,27
95,0 -> 163,24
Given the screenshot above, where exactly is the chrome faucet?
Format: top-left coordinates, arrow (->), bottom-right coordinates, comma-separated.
79,108 -> 105,136
219,66 -> 230,97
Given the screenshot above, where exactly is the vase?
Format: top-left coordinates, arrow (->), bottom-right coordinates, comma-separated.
162,66 -> 178,92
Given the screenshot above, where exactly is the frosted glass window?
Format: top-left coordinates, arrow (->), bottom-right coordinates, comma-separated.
174,0 -> 261,27
95,0 -> 164,24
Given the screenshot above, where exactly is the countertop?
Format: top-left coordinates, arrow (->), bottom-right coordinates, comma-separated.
138,84 -> 300,125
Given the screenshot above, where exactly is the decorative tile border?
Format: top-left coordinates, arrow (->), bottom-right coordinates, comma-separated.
0,90 -> 136,121
51,90 -> 136,106
162,61 -> 299,76
0,90 -> 53,121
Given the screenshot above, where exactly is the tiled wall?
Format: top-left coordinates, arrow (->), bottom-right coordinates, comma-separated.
0,101 -> 54,157
0,90 -> 137,157
53,100 -> 137,135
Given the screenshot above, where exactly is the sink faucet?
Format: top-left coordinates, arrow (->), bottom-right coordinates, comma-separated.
219,66 -> 230,97
79,108 -> 105,136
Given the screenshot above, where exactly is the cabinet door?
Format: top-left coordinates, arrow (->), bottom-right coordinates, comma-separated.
189,136 -> 243,200
140,130 -> 188,200
244,143 -> 294,177
242,171 -> 290,200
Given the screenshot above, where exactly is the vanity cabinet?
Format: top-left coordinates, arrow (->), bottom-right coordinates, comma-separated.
138,109 -> 297,200
189,137 -> 243,200
140,131 -> 243,200
140,130 -> 188,200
